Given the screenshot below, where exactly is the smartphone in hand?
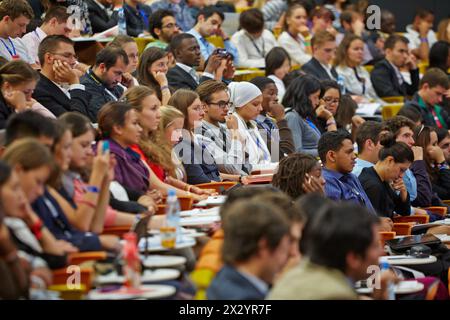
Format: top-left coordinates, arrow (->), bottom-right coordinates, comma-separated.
102,140 -> 110,154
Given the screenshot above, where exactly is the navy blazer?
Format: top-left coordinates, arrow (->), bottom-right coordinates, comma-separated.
174,136 -> 221,185
207,264 -> 266,300
370,58 -> 419,98
301,57 -> 338,81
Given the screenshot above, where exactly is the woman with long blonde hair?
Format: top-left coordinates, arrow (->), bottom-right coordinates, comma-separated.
124,86 -> 210,198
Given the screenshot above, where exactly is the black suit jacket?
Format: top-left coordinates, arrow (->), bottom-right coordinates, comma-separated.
167,65 -> 212,91
33,73 -> 91,118
0,93 -> 14,129
86,0 -> 118,34
370,59 -> 420,98
300,57 -> 338,81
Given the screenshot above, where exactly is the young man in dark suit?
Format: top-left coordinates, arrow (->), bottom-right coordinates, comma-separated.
167,33 -> 223,91
32,35 -> 90,118
371,35 -> 420,98
207,200 -> 291,300
86,0 -> 120,34
301,31 -> 338,81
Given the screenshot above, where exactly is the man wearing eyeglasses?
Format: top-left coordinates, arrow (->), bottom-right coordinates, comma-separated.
402,68 -> 450,130
32,35 -> 90,118
195,80 -> 248,176
146,9 -> 180,50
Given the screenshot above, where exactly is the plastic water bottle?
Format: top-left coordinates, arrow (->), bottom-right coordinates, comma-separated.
118,7 -> 127,35
380,262 -> 395,300
337,74 -> 346,95
165,189 -> 181,243
122,232 -> 141,289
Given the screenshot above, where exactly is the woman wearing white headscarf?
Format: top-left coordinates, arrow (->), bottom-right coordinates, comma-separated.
228,81 -> 272,166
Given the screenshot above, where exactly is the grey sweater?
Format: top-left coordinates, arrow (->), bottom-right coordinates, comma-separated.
285,110 -> 320,157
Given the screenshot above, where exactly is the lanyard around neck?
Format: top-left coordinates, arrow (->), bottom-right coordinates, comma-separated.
246,33 -> 265,57
0,38 -> 16,57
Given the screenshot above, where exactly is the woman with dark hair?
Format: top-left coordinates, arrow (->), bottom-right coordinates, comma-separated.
283,74 -> 337,156
272,152 -> 325,199
137,47 -> 171,105
0,61 -> 55,129
277,4 -> 312,66
429,41 -> 450,77
265,47 -> 291,101
359,133 -> 413,218
414,125 -> 450,201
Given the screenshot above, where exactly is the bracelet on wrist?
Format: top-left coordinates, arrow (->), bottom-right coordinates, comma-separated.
161,85 -> 169,91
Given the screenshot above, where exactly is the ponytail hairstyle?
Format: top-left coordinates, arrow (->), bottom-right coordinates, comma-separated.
378,132 -> 414,163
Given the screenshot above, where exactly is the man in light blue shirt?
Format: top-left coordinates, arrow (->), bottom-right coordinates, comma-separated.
187,6 -> 238,65
352,121 -> 384,177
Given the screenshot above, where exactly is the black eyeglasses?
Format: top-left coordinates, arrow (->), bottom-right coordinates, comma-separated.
162,23 -> 180,29
207,101 -> 233,109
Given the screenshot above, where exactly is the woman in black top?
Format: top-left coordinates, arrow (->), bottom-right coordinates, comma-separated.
359,133 -> 414,218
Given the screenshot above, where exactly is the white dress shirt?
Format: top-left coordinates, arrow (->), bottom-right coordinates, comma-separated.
22,27 -> 47,65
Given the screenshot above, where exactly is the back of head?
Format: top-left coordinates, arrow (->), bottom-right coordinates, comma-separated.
239,8 -> 264,34
196,79 -> 228,103
419,68 -> 449,90
252,191 -> 305,224
5,110 -> 57,146
335,94 -> 357,127
301,203 -> 379,273
38,35 -> 73,66
94,46 -> 129,69
249,76 -> 275,92
221,199 -> 290,265
378,132 -> 414,163
265,47 -> 291,77
272,152 -> 319,200
2,138 -> 53,171
318,130 -> 352,164
0,0 -> 34,21
108,35 -> 135,49
282,74 -> 321,118
355,121 -> 383,153
310,6 -> 335,22
42,6 -> 70,25
429,41 -> 450,72
397,106 -> 423,125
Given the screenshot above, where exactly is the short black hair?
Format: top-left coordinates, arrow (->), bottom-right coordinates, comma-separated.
94,46 -> 129,69
318,130 -> 352,164
265,47 -> 290,77
355,121 -> 383,153
429,41 -> 450,73
5,110 -> 57,146
169,33 -> 196,55
436,127 -> 450,143
415,8 -> 434,19
249,76 -> 275,91
148,9 -> 175,39
38,35 -> 73,66
282,74 -> 321,119
301,203 -> 379,273
196,6 -> 224,22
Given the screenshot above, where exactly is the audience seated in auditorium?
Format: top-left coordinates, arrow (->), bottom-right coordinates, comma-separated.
146,9 -> 181,50
276,3 -> 312,66
250,76 -> 295,160
150,0 -> 195,32
301,31 -> 338,81
122,0 -> 152,37
231,8 -> 277,69
21,6 -> 71,66
404,8 -> 436,61
265,47 -> 290,101
108,36 -> 140,87
371,35 -> 420,98
33,36 -> 90,118
80,47 -> 129,121
283,75 -> 337,156
0,61 -> 55,129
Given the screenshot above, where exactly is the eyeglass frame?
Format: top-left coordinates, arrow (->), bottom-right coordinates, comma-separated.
205,100 -> 233,109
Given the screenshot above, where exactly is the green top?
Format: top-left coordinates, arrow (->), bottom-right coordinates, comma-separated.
417,95 -> 447,129
145,40 -> 169,51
